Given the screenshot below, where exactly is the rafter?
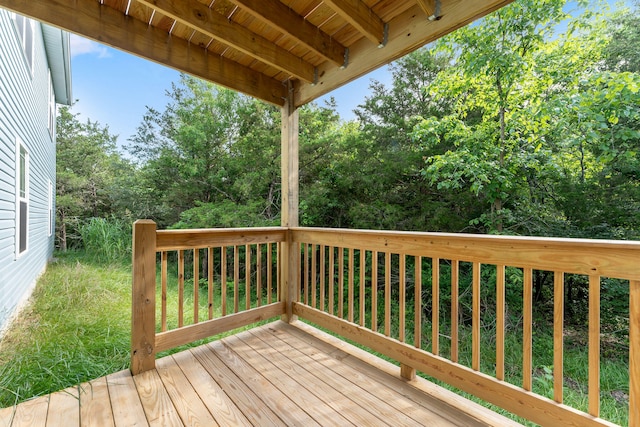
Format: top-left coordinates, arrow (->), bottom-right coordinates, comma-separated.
322,0 -> 386,46
136,0 -> 315,83
229,0 -> 346,66
416,0 -> 441,20
296,0 -> 513,106
0,0 -> 287,105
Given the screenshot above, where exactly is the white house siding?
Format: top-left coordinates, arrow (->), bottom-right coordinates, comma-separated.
0,9 -> 58,333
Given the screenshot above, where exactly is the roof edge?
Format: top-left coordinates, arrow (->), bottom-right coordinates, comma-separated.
41,24 -> 72,105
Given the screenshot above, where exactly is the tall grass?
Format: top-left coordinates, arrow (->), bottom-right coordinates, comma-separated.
79,217 -> 131,263
0,252 -> 131,407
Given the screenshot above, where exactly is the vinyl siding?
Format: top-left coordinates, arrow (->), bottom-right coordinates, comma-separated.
0,9 -> 57,333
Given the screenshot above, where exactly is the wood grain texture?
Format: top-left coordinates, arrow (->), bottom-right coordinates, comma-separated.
79,378 -> 115,427
133,369 -> 182,427
11,395 -> 49,427
291,227 -> 640,279
131,220 -> 157,374
106,370 -> 148,427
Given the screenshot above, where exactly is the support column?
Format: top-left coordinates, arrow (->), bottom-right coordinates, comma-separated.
281,81 -> 299,323
131,220 -> 157,374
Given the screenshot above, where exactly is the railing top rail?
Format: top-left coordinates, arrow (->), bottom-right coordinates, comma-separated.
290,227 -> 640,280
156,226 -> 288,251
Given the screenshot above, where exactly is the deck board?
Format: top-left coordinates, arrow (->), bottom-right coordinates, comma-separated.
79,378 -> 115,427
11,395 -> 49,427
0,321 -> 523,426
132,369 -> 182,427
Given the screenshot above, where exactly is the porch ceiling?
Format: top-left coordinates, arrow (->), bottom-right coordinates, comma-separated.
0,0 -> 512,107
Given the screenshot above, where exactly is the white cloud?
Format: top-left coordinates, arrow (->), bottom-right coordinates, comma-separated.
69,34 -> 111,59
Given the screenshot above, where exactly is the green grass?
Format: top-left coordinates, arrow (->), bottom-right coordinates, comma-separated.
0,250 -> 277,408
0,251 -> 131,407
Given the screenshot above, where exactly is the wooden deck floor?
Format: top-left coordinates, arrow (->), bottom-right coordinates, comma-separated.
0,321 -> 522,426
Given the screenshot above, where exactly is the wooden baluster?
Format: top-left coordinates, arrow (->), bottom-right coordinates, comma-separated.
161,251 -> 167,332
348,248 -> 354,323
178,250 -> 184,328
304,243 -> 309,305
451,260 -> 459,363
385,253 -> 391,337
472,262 -> 480,371
415,256 -> 422,349
193,249 -> 199,324
371,251 -> 378,332
320,245 -> 326,311
631,280 -> 640,427
496,264 -> 505,380
399,254 -> 406,342
131,220 -> 157,375
245,244 -> 251,311
220,246 -> 227,316
588,274 -> 601,417
221,247 -> 227,316
553,271 -> 564,403
312,244 -> 317,308
257,244 -> 262,307
359,249 -> 366,326
432,258 -> 440,355
523,268 -> 533,391
234,246 -> 239,313
338,247 -> 344,319
329,246 -> 335,315
267,243 -> 272,304
208,247 -> 214,320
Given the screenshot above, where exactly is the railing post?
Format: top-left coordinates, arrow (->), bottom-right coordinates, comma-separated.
131,220 -> 157,375
631,280 -> 639,426
280,81 -> 299,322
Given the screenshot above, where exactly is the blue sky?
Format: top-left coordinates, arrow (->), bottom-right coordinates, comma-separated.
70,37 -> 393,152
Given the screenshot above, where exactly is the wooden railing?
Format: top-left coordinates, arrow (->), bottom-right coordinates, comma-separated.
132,222 -> 640,426
131,221 -> 287,374
290,227 -> 640,427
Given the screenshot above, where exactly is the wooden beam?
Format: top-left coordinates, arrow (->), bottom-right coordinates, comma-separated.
131,220 -> 157,375
229,0 -> 347,66
296,0 -> 514,106
280,81 -> 300,322
136,0 -> 315,82
323,0 -> 386,46
0,0 -> 287,105
415,0 -> 440,20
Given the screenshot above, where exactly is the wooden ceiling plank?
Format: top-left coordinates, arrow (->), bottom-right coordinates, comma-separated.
0,0 -> 287,105
229,0 -> 346,66
136,0 -> 315,82
296,0 -> 513,106
322,0 -> 385,46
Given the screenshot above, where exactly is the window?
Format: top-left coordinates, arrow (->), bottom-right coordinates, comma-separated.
12,13 -> 35,75
16,138 -> 29,256
48,70 -> 56,136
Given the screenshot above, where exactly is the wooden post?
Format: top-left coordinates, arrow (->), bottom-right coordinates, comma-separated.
131,220 -> 157,375
630,280 -> 639,426
281,81 -> 299,323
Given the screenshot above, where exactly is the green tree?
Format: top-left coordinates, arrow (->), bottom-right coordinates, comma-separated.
56,105 -> 125,250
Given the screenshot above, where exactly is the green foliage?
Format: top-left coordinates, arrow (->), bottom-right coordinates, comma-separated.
79,217 -> 132,263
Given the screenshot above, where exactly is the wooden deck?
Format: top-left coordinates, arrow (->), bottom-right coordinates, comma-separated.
0,321 -> 521,427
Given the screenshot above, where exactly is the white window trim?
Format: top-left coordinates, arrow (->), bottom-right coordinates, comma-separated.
11,13 -> 35,77
16,137 -> 29,258
48,70 -> 56,138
